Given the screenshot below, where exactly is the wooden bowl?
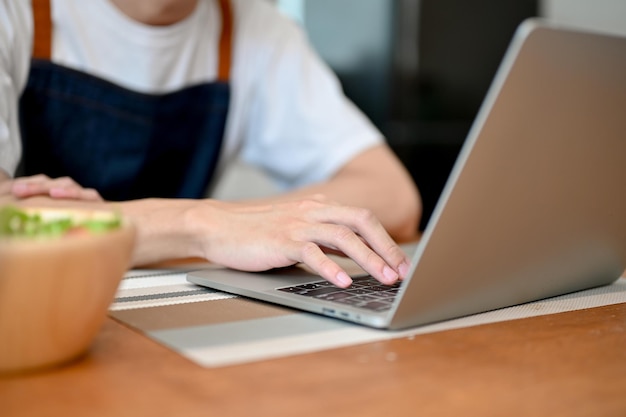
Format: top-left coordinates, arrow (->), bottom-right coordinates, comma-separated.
0,207 -> 136,374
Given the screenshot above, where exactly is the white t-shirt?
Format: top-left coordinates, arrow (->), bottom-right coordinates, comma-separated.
0,0 -> 383,190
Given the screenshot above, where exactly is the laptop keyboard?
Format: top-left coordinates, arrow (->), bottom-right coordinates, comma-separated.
277,275 -> 401,312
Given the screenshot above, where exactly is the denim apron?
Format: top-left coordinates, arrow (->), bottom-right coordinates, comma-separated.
19,0 -> 233,201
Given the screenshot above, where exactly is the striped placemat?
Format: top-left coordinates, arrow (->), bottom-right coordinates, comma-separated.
109,264 -> 626,368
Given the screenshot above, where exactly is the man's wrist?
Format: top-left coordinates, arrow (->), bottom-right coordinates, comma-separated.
122,198 -> 212,266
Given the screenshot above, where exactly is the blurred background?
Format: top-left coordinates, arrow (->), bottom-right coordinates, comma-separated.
213,0 -> 626,231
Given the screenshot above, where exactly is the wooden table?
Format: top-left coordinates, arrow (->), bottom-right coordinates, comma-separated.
2,294 -> 626,417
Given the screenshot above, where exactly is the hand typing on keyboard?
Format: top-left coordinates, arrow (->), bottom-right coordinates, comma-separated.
185,195 -> 413,288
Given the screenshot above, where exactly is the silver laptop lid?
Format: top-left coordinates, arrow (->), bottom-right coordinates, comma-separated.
388,18 -> 626,329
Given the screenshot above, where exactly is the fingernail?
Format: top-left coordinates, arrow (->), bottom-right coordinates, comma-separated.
335,271 -> 352,287
383,266 -> 398,283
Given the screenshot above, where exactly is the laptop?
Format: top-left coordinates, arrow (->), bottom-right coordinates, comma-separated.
187,18 -> 626,330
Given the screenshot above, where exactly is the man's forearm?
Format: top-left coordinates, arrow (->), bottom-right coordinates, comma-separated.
116,198 -> 209,266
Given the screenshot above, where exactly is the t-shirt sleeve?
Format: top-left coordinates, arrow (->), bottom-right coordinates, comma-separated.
233,3 -> 384,190
0,1 -> 31,177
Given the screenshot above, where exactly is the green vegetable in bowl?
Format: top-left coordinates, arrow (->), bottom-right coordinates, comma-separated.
0,206 -> 121,238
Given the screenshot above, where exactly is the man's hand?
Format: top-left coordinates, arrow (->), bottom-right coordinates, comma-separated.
0,174 -> 103,201
177,195 -> 412,288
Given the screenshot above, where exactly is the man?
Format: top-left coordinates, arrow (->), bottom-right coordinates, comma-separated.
0,0 -> 421,287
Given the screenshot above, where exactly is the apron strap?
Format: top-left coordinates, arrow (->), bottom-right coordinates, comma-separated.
32,0 -> 52,60
30,0 -> 233,81
217,0 -> 233,82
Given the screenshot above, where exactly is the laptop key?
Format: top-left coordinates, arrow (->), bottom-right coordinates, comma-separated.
319,292 -> 354,301
376,292 -> 397,299
296,287 -> 343,297
277,286 -> 305,293
334,297 -> 364,306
